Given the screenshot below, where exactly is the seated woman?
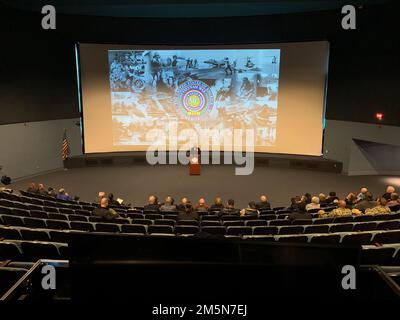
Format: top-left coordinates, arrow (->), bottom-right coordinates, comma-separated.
365,197 -> 391,215
240,201 -> 259,217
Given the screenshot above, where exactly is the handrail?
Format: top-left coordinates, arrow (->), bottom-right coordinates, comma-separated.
0,260 -> 43,301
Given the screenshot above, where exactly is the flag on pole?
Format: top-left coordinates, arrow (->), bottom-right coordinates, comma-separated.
61,129 -> 70,161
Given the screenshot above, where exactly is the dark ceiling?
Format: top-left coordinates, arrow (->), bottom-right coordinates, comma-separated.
0,0 -> 391,17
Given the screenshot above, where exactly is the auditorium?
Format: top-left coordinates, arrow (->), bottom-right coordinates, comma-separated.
0,0 -> 400,308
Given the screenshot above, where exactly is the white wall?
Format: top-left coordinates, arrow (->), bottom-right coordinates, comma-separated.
0,118 -> 82,180
324,120 -> 400,175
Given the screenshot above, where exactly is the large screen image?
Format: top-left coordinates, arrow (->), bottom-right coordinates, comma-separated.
108,49 -> 281,148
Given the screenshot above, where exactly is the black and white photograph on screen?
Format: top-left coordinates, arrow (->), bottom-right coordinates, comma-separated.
108,49 -> 280,147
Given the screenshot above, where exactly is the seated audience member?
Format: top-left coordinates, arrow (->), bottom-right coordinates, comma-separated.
356,187 -> 368,202
365,197 -> 391,215
240,201 -> 259,217
48,187 -> 57,198
326,192 -> 339,204
27,183 -> 38,194
97,191 -> 106,204
195,197 -> 209,212
177,197 -> 192,212
318,193 -> 328,206
256,195 -> 271,211
209,197 -> 224,213
345,193 -> 357,208
37,183 -> 47,195
387,193 -> 400,208
144,195 -> 160,211
108,193 -> 120,206
382,186 -> 396,201
159,196 -> 177,212
177,198 -> 198,221
221,199 -> 239,215
305,196 -> 320,212
297,193 -> 311,212
354,192 -> 378,212
57,188 -> 72,201
92,197 -> 119,219
327,200 -> 352,217
288,196 -> 301,212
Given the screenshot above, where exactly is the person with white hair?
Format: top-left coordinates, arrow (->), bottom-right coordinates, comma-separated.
382,186 -> 396,201
305,196 -> 320,212
356,187 -> 368,202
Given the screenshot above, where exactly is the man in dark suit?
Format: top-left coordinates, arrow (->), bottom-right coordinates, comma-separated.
93,198 -> 119,220
144,195 -> 160,212
256,195 -> 271,211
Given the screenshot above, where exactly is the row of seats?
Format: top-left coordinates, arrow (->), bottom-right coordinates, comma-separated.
0,240 -> 68,261
0,216 -> 400,244
2,233 -> 400,264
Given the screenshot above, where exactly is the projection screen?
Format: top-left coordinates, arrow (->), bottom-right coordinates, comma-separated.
78,41 -> 329,155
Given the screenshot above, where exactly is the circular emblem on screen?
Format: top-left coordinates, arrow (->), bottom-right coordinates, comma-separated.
133,79 -> 144,90
175,80 -> 214,119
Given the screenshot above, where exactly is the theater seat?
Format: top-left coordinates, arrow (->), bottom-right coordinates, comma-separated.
279,226 -> 304,235
201,226 -> 226,235
353,222 -> 378,232
70,222 -> 95,232
12,208 -> 30,217
341,233 -> 372,245
277,235 -> 308,243
154,219 -> 175,226
0,226 -> 21,240
329,224 -> 353,233
30,210 -> 48,219
148,225 -> 174,234
132,219 -> 153,225
20,229 -> 50,241
121,224 -> 146,234
0,206 -> 12,215
245,220 -> 268,227
68,214 -> 88,222
372,231 -> 400,244
221,215 -> 241,222
24,217 -> 47,229
95,223 -> 120,233
2,215 -> 25,227
361,247 -> 396,265
177,220 -> 199,226
21,242 -> 60,261
200,221 -> 221,227
47,213 -> 68,221
269,220 -> 291,226
376,220 -> 400,230
0,242 -> 22,260
49,230 -> 70,243
223,221 -> 244,227
252,226 -> 278,236
46,220 -> 70,230
226,226 -> 252,236
313,217 -> 334,224
175,225 -> 199,235
310,234 -> 341,244
333,216 -> 354,223
304,225 -> 329,234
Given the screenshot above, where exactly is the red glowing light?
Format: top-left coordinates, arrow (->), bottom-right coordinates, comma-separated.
375,112 -> 383,121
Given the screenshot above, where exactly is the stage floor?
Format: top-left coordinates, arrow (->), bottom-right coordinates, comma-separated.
8,164 -> 396,208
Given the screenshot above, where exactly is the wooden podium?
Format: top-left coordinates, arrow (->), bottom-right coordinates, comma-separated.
189,162 -> 201,175
189,149 -> 200,175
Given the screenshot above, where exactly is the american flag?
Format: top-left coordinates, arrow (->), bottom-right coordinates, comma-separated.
61,129 -> 70,161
